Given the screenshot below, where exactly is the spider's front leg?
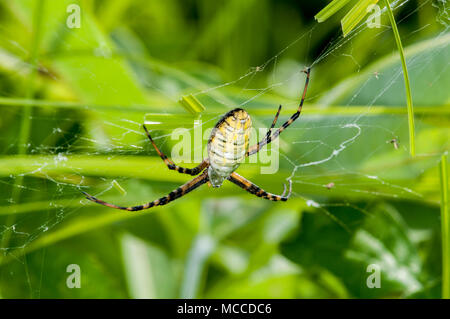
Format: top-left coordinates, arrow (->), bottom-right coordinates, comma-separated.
245,105 -> 282,157
143,124 -> 209,175
246,67 -> 311,157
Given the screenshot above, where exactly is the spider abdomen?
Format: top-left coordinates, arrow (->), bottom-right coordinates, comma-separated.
207,108 -> 252,180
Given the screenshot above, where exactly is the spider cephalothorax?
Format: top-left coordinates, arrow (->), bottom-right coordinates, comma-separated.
82,67 -> 311,211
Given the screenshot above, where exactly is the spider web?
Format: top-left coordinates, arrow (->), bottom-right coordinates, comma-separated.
0,0 -> 448,297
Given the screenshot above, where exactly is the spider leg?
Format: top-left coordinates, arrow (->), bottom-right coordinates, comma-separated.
143,124 -> 209,175
249,104 -> 282,156
246,67 -> 311,157
82,170 -> 209,211
227,172 -> 292,201
266,104 -> 282,140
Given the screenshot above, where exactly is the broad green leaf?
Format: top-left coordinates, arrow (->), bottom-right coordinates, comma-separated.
281,202 -> 437,297
344,204 -> 424,297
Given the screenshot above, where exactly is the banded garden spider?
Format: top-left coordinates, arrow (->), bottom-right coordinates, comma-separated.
82,67 -> 311,211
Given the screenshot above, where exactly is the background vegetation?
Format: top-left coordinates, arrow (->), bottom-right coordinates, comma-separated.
0,0 -> 448,298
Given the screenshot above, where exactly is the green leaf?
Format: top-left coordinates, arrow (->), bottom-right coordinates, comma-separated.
384,0 -> 415,156
440,154 -> 450,298
180,234 -> 216,298
281,202 -> 433,297
341,0 -> 379,37
315,0 -> 354,23
345,204 -> 424,297
121,233 -> 177,298
178,94 -> 206,114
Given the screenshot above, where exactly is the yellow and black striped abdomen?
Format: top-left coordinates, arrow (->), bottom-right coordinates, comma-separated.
207,108 -> 252,178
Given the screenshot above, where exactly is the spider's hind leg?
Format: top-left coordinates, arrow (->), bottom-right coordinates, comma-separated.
82,170 -> 209,211
227,172 -> 292,201
143,124 -> 209,175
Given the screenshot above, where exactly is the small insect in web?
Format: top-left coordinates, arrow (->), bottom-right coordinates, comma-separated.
388,138 -> 399,149
373,71 -> 380,79
325,182 -> 335,190
82,67 -> 311,211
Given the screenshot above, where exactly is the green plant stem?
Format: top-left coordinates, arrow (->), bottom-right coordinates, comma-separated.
0,97 -> 448,117
384,0 -> 415,156
440,153 -> 449,299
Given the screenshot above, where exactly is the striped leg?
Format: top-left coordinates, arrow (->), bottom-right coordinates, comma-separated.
246,67 -> 311,157
249,104 -> 282,156
82,170 -> 209,211
265,104 -> 282,140
227,172 -> 292,201
143,124 -> 209,175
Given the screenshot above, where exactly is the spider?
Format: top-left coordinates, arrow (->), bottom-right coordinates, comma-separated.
82,67 -> 311,211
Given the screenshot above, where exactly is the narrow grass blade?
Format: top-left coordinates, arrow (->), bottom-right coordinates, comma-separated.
180,234 -> 216,298
121,234 -> 156,299
144,113 -> 203,129
384,0 -> 416,156
0,96 -> 447,119
179,94 -> 206,114
440,153 -> 449,299
342,0 -> 379,37
315,0 -> 354,22
112,180 -> 127,196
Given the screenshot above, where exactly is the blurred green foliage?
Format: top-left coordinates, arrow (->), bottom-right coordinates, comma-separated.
0,0 -> 448,298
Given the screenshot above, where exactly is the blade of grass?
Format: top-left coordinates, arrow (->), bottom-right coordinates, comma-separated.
178,94 -> 206,114
440,153 -> 449,299
180,234 -> 216,298
2,96 -> 447,117
341,0 -> 379,37
384,0 -> 416,157
0,198 -> 96,216
112,180 -> 127,196
0,152 -> 439,217
121,234 -> 157,298
0,97 -> 170,112
315,0 -> 354,22
144,105 -> 449,128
